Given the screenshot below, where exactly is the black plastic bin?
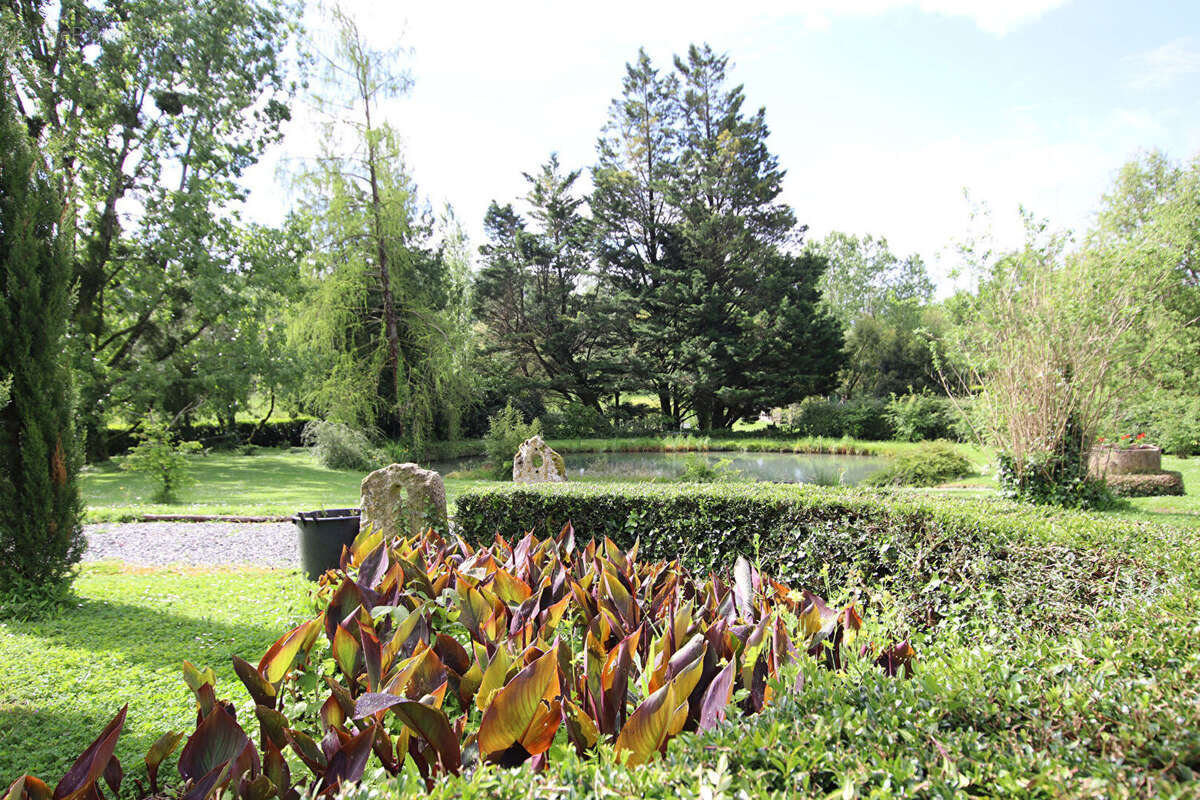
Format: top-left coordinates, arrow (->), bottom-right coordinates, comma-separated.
291,508 -> 361,581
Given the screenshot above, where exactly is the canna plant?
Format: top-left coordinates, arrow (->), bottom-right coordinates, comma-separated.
3,525 -> 914,800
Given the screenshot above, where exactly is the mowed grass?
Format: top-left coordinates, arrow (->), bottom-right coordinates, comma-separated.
81,448 -> 493,521
0,564 -> 313,786
1121,454 -> 1200,527
80,442 -> 1199,531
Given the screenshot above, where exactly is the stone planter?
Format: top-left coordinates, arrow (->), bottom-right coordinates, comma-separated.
1087,444 -> 1162,477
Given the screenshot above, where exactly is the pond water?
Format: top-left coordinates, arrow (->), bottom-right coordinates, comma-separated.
433,451 -> 888,486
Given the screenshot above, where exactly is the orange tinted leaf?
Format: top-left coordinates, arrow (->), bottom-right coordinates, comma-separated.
332,624 -> 360,681
613,683 -> 674,766
477,647 -> 560,757
491,569 -> 532,605
475,646 -> 512,712
5,776 -> 52,800
519,698 -> 563,755
259,617 -> 323,684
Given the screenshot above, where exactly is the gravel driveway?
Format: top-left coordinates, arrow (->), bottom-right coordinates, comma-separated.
84,521 -> 300,568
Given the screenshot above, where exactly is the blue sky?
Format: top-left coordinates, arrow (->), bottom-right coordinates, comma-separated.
242,0 -> 1200,290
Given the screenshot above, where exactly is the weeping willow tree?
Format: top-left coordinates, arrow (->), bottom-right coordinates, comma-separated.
289,6 -> 474,450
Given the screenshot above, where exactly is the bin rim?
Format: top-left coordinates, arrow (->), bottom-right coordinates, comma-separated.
291,508 -> 362,524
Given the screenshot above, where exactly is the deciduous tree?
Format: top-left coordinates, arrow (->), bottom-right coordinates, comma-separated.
3,0 -> 300,456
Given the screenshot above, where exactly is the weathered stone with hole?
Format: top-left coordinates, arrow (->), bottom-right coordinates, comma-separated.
512,435 -> 567,483
359,462 -> 448,538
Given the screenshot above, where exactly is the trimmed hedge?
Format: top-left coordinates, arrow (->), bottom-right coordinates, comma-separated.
103,419 -> 312,457
455,483 -> 1162,633
1106,470 -> 1186,497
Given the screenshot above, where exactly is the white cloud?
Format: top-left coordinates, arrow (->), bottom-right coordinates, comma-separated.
1125,37 -> 1200,90
796,0 -> 1069,35
238,0 -> 1178,301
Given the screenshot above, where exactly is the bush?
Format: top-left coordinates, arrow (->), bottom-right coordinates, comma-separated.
455,483 -> 1158,633
119,416 -> 204,503
885,391 -> 962,442
545,401 -> 610,438
101,418 -> 313,460
0,95 -> 83,599
301,420 -> 385,472
839,397 -> 892,440
483,401 -> 541,479
676,454 -> 741,482
862,443 -> 972,487
779,397 -> 892,440
1119,392 -> 1200,457
997,450 -> 1125,510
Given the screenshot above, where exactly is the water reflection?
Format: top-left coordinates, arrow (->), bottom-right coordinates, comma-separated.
564,451 -> 886,485
431,451 -> 887,486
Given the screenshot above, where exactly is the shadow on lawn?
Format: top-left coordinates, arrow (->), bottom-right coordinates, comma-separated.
1,599 -> 303,786
0,706 -> 174,789
38,596 -> 294,677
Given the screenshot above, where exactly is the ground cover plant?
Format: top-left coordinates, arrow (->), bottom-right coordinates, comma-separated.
5,482 -> 1199,796
2,526 -> 912,799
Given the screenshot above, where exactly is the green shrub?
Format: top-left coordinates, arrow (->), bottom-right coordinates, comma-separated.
779,397 -> 842,436
885,391 -> 962,442
840,397 -> 892,440
862,442 -> 972,487
545,401 -> 610,438
101,418 -> 314,460
300,419 -> 385,472
1120,392 -> 1200,457
483,401 -> 541,479
454,482 -> 1159,633
997,450 -> 1124,510
676,454 -> 741,482
0,96 -> 83,602
120,416 -> 203,503
779,397 -> 892,440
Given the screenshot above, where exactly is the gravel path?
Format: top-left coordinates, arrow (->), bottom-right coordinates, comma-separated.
84,521 -> 300,568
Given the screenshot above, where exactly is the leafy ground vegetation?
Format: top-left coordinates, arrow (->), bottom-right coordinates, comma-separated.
3,523 -> 911,798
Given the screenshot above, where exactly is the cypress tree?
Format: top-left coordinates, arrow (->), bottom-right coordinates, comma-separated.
0,78 -> 84,596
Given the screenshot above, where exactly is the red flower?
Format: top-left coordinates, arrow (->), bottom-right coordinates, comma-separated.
1098,437 -> 1106,443
1121,434 -> 1131,440
1137,432 -> 1146,440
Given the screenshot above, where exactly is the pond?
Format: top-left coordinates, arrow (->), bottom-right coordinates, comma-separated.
434,451 -> 888,486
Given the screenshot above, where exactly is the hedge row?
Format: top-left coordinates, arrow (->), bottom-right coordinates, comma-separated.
103,418 -> 312,457
454,483 -> 1164,633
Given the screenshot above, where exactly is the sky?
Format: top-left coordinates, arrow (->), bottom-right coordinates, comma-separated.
241,0 -> 1200,291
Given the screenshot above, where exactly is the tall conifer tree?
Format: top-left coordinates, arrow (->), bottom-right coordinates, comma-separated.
0,78 -> 83,594
592,50 -> 687,421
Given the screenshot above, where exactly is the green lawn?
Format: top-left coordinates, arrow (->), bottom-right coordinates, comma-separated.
0,565 -> 313,786
80,448 -> 493,520
80,442 -> 1199,532
83,439 -> 917,521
